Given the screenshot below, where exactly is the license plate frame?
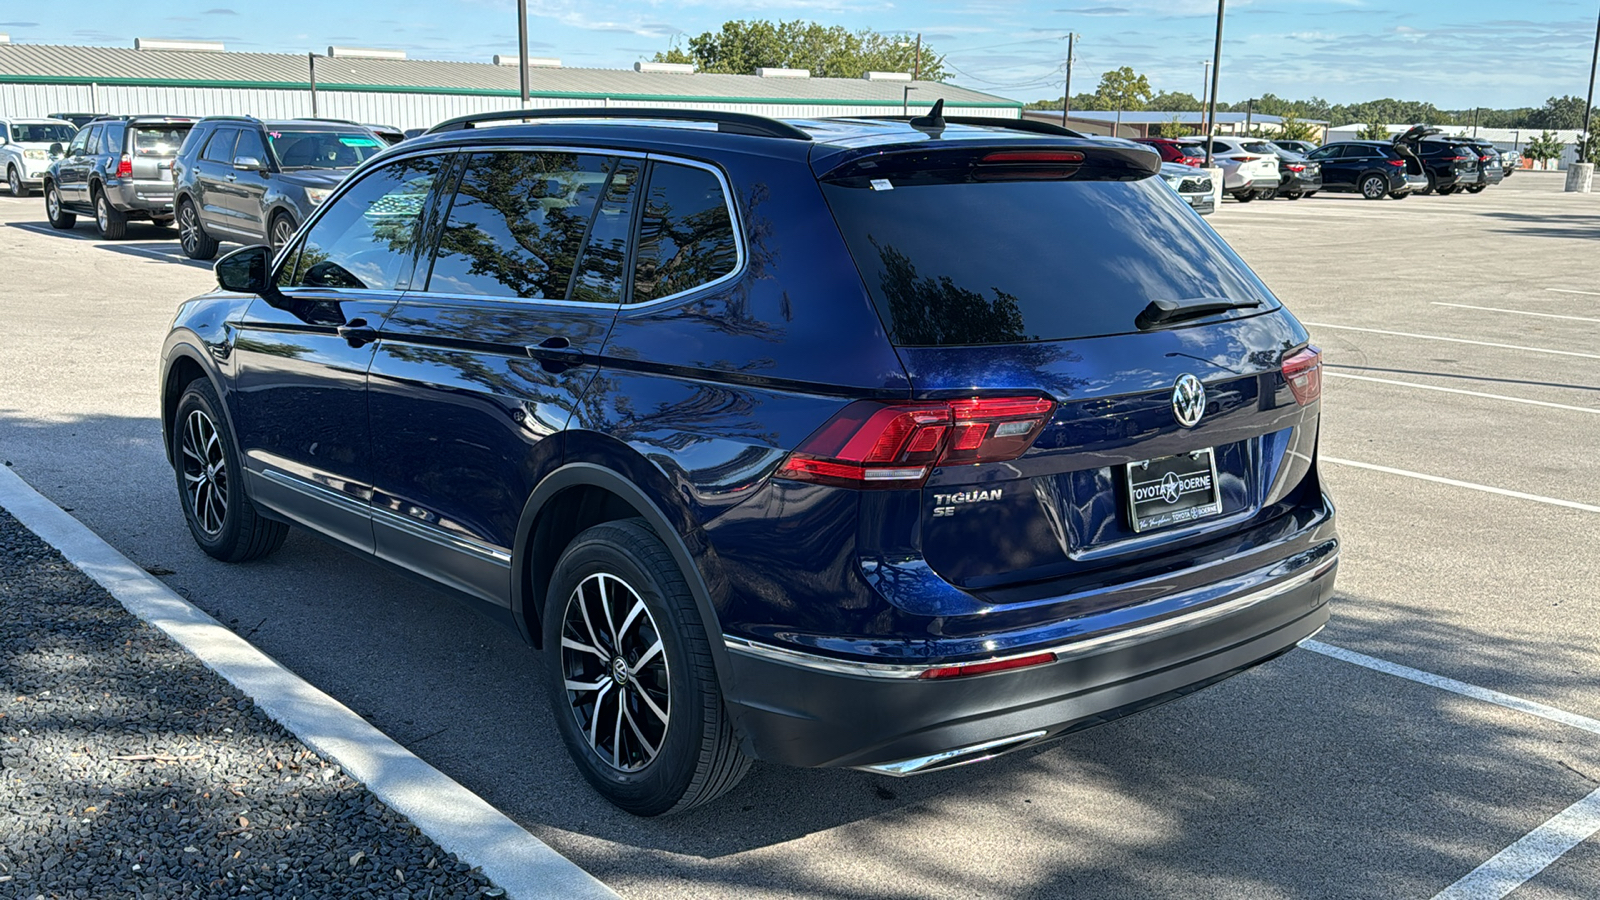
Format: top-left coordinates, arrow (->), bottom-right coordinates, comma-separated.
1125,448 -> 1223,533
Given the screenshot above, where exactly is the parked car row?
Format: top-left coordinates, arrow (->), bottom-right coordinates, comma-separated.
1134,125 -> 1517,203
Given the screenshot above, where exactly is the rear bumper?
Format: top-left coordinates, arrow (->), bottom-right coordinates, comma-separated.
722,537 -> 1338,770
105,180 -> 177,215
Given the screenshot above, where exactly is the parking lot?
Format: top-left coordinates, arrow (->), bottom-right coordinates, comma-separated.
2,172 -> 1598,898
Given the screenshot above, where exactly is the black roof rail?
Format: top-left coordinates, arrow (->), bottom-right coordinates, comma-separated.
870,113 -> 1088,139
298,116 -> 364,126
424,107 -> 813,141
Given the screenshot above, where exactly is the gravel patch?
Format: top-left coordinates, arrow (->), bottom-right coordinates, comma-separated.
0,508 -> 505,899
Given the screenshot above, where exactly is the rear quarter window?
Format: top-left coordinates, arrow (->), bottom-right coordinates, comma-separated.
822,174 -> 1276,346
630,162 -> 739,304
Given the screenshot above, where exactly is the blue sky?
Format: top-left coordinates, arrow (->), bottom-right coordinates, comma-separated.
3,1 -> 1596,109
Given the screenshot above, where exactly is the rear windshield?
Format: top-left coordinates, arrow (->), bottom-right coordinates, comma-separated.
13,123 -> 77,143
1241,142 -> 1278,154
1175,143 -> 1205,156
822,176 -> 1277,346
134,125 -> 190,157
267,130 -> 386,169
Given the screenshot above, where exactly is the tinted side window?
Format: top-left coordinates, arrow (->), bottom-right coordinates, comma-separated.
67,128 -> 89,155
103,123 -> 127,155
631,162 -> 738,304
569,160 -> 642,304
426,151 -> 611,300
82,126 -> 102,155
201,129 -> 238,164
0,123 -> 8,143
234,128 -> 267,164
283,156 -> 446,292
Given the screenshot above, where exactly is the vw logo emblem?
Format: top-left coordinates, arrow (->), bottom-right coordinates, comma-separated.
1172,374 -> 1206,428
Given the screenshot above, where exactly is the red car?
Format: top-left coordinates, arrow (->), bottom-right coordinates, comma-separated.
1134,138 -> 1208,168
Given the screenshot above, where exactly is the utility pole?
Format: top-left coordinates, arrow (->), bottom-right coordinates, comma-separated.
308,52 -> 318,117
1244,97 -> 1253,136
913,33 -> 922,81
1204,0 -> 1225,167
1472,106 -> 1480,138
1199,60 -> 1211,137
1583,2 -> 1599,163
517,0 -> 530,107
1061,33 -> 1077,129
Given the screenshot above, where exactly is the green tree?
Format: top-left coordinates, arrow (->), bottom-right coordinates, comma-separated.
1276,113 -> 1319,142
1358,121 -> 1389,141
1093,67 -> 1154,113
1522,130 -> 1565,170
1154,116 -> 1191,138
653,20 -> 946,80
1578,130 -> 1600,165
1527,96 -> 1598,131
1149,90 -> 1203,112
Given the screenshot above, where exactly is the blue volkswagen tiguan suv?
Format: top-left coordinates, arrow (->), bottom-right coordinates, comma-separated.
160,107 -> 1337,816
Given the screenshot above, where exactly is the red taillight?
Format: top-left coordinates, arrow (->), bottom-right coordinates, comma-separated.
1282,346 -> 1322,406
919,652 -> 1056,680
776,396 -> 1056,488
1181,156 -> 1204,167
116,155 -> 133,178
1479,155 -> 1492,162
981,150 -> 1084,164
1386,159 -> 1406,167
1286,164 -> 1305,173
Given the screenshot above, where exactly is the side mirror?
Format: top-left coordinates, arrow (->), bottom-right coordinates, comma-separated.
49,142 -> 65,157
233,156 -> 266,172
215,244 -> 273,295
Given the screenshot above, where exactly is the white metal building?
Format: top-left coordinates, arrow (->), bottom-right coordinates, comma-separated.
0,40 -> 1021,131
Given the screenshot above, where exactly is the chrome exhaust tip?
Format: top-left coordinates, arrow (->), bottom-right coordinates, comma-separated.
854,730 -> 1050,777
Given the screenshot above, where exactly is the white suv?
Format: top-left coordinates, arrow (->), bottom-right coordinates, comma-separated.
1,117 -> 79,198
1205,138 -> 1284,203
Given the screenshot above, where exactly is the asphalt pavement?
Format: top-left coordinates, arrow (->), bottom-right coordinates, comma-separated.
1,172 -> 1597,898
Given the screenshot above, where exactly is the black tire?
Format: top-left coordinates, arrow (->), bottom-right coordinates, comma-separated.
171,377 -> 288,562
1303,191 -> 1318,199
1391,191 -> 1410,200
177,199 -> 219,260
543,520 -> 750,817
269,212 -> 297,252
1360,174 -> 1388,200
1467,184 -> 1486,194
1283,191 -> 1302,201
94,188 -> 128,240
45,182 -> 76,229
1256,188 -> 1278,201
7,165 -> 28,198
1231,191 -> 1255,203
1421,173 -> 1437,195
1438,185 -> 1457,196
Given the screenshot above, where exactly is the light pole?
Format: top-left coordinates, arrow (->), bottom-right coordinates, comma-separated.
902,85 -> 917,116
517,0 -> 530,107
1203,1 -> 1225,168
308,52 -> 319,117
1583,2 -> 1599,163
1198,60 -> 1211,137
1062,33 -> 1077,129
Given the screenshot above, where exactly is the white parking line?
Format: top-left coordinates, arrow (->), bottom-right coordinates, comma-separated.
1303,322 -> 1600,360
1321,457 -> 1600,514
1432,302 -> 1600,324
1324,373 -> 1600,415
1302,641 -> 1600,737
1547,288 -> 1600,297
0,466 -> 620,900
1428,788 -> 1600,900
10,221 -> 199,264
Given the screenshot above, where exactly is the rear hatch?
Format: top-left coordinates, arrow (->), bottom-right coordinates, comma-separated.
815,141 -> 1322,601
129,119 -> 193,184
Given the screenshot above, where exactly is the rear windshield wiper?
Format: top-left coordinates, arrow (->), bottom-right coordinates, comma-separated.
1136,296 -> 1261,330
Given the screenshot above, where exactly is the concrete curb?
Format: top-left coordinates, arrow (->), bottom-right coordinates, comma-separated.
0,464 -> 620,900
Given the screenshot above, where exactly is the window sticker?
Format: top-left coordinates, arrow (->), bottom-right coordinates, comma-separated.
268,131 -> 283,139
340,137 -> 383,148
869,178 -> 894,191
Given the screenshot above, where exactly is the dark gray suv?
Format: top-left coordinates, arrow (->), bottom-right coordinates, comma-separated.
171,116 -> 386,260
44,116 -> 194,239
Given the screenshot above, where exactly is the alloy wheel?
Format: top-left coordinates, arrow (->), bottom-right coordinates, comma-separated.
7,168 -> 19,197
47,187 -> 60,219
96,195 -> 109,231
559,572 -> 671,773
1362,177 -> 1385,199
271,217 -> 294,250
180,409 -> 229,537
180,206 -> 199,253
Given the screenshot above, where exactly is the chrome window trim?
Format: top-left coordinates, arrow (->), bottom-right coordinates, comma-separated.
629,153 -> 746,309
723,553 -> 1338,680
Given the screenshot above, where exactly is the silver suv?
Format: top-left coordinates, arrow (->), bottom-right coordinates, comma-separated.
1,117 -> 78,198
43,116 -> 194,238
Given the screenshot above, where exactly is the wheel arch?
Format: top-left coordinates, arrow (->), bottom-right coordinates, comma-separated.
160,343 -> 225,468
512,462 -> 736,691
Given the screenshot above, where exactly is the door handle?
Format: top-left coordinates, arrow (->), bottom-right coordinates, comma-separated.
336,318 -> 380,347
525,336 -> 587,367
225,173 -> 237,182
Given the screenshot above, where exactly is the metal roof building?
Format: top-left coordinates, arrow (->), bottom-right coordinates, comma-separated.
0,41 -> 1020,130
1022,109 -> 1328,140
